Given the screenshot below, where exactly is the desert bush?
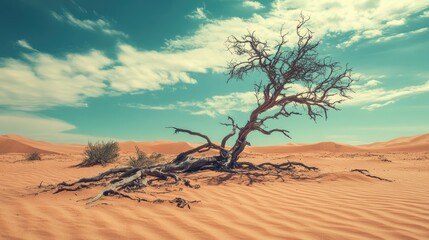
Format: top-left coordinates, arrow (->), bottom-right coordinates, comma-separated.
78,140 -> 119,167
26,152 -> 41,161
128,146 -> 165,168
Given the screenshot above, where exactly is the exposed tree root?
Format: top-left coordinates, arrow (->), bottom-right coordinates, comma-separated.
237,161 -> 319,171
351,169 -> 392,182
45,155 -> 318,207
45,121 -> 319,207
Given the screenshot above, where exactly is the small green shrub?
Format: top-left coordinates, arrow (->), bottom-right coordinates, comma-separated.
78,140 -> 119,167
26,152 -> 41,161
128,146 -> 165,168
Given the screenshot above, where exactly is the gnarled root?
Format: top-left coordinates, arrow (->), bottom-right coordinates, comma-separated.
236,161 -> 319,171
48,157 -> 209,207
46,154 -> 318,207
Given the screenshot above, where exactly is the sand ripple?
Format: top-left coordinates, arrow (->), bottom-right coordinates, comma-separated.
1,151 -> 429,239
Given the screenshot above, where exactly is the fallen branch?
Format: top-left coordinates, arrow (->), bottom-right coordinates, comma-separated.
351,169 -> 392,182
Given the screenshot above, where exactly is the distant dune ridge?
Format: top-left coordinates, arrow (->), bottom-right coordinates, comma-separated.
0,134 -> 83,154
119,141 -> 196,155
0,133 -> 428,154
249,142 -> 363,153
360,133 -> 429,152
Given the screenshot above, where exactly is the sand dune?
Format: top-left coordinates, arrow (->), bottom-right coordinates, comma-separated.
249,134 -> 429,153
0,151 -> 428,239
364,133 -> 429,147
2,133 -> 429,155
0,135 -> 84,154
0,138 -> 56,154
1,134 -> 429,239
361,133 -> 429,152
0,135 -> 216,155
249,141 -> 364,153
119,141 -> 196,154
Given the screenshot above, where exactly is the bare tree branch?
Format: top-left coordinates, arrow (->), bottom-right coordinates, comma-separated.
225,14 -> 354,167
220,116 -> 238,148
168,127 -> 213,144
255,127 -> 291,138
168,127 -> 228,162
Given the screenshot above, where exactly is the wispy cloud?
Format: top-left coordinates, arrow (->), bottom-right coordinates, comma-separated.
128,104 -> 176,111
0,112 -> 110,143
0,50 -> 111,110
420,10 -> 429,18
187,7 -> 208,20
170,1 -> 429,52
364,80 -> 382,87
51,11 -> 128,37
336,29 -> 382,48
243,1 -> 265,10
0,43 -> 211,110
16,39 -> 38,51
2,0 -> 429,111
340,74 -> 429,110
386,18 -> 406,27
130,76 -> 429,116
129,92 -> 257,117
361,100 -> 395,111
375,27 -> 428,43
108,44 -> 211,92
4,39 -> 429,113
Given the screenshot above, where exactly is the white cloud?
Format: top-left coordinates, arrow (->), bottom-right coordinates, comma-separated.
0,112 -> 109,143
108,44 -> 213,92
130,75 -> 429,116
412,28 -> 429,34
130,92 -> 257,117
420,10 -> 429,18
187,7 -> 208,20
16,40 -> 37,51
337,35 -> 362,48
243,1 -> 265,10
4,38 -> 429,114
375,27 -> 428,42
3,0 -> 429,111
322,72 -> 429,111
52,11 -> 128,37
342,78 -> 429,110
386,18 -> 406,26
181,92 -> 257,117
336,29 -> 383,48
363,29 -> 383,38
0,44 -> 219,110
128,104 -> 176,111
361,100 -> 395,111
0,50 -> 111,110
364,80 -> 381,87
170,1 -> 429,52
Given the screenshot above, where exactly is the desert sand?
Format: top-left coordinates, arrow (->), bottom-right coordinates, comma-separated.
0,134 -> 428,239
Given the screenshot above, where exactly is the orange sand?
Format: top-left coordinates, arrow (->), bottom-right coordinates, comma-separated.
1,134 -> 429,239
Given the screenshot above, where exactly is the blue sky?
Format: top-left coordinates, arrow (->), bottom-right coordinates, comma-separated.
1,0 -> 429,145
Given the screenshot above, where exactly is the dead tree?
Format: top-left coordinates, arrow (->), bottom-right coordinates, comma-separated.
171,14 -> 353,168
48,15 -> 354,206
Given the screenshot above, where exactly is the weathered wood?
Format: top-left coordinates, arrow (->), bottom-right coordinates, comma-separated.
87,170 -> 143,205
